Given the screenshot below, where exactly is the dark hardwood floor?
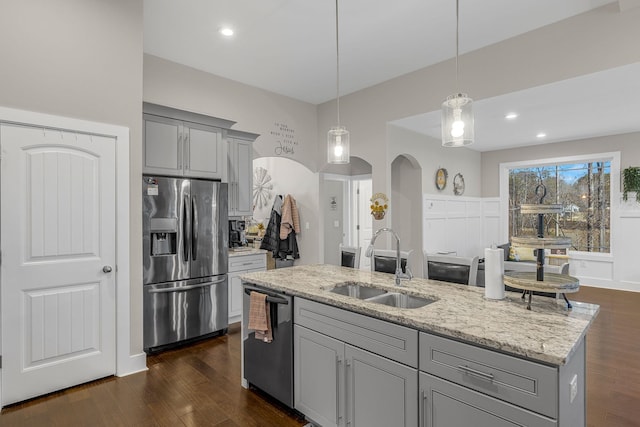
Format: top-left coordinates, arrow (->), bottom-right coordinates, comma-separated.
0,323 -> 306,427
574,286 -> 640,427
1,285 -> 638,426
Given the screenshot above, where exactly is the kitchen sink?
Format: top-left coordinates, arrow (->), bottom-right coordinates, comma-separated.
329,282 -> 388,299
366,292 -> 435,309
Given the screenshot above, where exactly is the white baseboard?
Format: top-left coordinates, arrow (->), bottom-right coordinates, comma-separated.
578,279 -> 640,293
116,352 -> 148,377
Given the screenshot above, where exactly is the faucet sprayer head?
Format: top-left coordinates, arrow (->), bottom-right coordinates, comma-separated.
365,245 -> 374,258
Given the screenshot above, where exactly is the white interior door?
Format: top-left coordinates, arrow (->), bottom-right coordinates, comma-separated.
354,179 -> 373,271
1,124 -> 116,406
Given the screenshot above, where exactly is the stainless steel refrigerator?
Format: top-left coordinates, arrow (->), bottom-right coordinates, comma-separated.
142,175 -> 228,351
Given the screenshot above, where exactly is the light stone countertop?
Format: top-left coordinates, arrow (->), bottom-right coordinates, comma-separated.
240,264 -> 599,366
228,247 -> 268,258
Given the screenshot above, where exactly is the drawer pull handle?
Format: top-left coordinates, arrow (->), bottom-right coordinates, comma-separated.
458,365 -> 494,382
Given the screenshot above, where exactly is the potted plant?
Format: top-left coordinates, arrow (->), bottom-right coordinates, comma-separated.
622,166 -> 640,203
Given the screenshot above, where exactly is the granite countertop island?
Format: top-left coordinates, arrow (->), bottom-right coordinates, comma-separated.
241,264 -> 599,366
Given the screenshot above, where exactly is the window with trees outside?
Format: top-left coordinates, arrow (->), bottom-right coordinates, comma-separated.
509,161 -> 611,253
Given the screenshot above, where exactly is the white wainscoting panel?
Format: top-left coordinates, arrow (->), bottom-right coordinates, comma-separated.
423,195 -> 502,258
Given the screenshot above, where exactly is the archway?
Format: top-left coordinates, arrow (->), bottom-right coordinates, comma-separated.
391,154 -> 423,277
320,157 -> 372,270
252,156 -> 320,265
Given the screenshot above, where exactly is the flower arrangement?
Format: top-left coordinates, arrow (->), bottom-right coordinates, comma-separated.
370,193 -> 389,220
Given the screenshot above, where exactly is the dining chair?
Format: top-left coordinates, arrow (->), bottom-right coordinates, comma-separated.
424,252 -> 479,286
339,244 -> 361,269
371,249 -> 412,275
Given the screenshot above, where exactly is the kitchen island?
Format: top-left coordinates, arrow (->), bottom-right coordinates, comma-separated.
241,264 -> 599,427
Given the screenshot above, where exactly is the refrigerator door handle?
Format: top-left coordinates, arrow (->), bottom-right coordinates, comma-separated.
192,195 -> 198,261
183,195 -> 191,262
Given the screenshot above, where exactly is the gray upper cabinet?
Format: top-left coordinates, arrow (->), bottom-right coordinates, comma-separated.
227,130 -> 258,217
143,103 -> 235,180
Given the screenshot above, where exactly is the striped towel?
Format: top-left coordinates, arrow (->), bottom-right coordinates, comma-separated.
248,291 -> 273,343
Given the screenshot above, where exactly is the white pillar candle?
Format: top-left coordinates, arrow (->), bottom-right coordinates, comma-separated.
484,248 -> 505,300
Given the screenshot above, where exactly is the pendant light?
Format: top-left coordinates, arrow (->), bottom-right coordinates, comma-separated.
441,0 -> 474,147
327,0 -> 350,164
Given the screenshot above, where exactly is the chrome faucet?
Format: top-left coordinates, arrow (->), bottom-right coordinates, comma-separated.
365,227 -> 412,286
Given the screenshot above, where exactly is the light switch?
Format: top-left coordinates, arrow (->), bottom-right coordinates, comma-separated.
305,222 -> 309,230
334,220 -> 340,228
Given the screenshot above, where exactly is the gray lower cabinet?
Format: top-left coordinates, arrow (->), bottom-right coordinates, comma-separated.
294,325 -> 344,427
294,324 -> 418,427
289,297 -> 585,427
293,298 -> 418,427
420,372 -> 556,427
228,254 -> 266,323
419,331 -> 585,426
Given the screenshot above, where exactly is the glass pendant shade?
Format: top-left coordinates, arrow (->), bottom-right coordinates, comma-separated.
327,126 -> 350,164
441,93 -> 474,147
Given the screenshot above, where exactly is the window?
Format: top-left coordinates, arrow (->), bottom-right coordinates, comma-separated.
508,161 -> 611,253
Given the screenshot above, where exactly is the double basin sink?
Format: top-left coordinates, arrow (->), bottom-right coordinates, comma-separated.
329,282 -> 436,309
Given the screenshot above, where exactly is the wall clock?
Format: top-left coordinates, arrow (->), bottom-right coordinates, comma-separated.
435,167 -> 448,190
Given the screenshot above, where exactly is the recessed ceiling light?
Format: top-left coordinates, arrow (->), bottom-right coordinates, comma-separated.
505,113 -> 518,120
220,27 -> 234,37
536,132 -> 547,138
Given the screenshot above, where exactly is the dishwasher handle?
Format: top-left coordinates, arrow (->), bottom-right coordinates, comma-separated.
243,286 -> 289,305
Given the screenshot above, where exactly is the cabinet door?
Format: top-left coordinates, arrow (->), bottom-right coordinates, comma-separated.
184,122 -> 224,180
234,139 -> 253,216
228,271 -> 243,321
346,345 -> 418,427
420,372 -> 556,427
143,114 -> 182,175
294,325 -> 344,427
227,138 -> 253,216
228,266 -> 265,323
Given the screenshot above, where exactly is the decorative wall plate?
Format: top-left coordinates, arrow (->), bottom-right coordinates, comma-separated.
453,173 -> 465,196
435,167 -> 448,190
370,193 -> 389,220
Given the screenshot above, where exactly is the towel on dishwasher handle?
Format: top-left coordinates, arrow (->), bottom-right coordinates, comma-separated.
248,291 -> 273,343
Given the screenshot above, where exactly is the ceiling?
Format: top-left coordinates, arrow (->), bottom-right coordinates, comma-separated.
144,0 -> 640,152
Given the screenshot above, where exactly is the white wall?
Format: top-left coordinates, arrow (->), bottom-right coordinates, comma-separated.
0,0 -> 144,356
252,157 -> 320,265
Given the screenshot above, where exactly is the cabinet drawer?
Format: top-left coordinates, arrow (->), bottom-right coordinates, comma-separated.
419,332 -> 557,419
295,298 -> 418,368
421,372 -> 556,427
228,254 -> 266,272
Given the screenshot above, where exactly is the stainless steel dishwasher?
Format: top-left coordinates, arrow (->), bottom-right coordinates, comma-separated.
242,284 -> 294,408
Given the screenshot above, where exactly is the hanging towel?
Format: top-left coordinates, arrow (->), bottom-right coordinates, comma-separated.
247,291 -> 273,343
280,194 -> 301,239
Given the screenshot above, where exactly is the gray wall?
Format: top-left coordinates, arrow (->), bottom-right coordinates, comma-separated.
316,3 -> 640,234
481,132 -> 640,197
323,180 -> 345,265
391,155 -> 424,277
144,55 -> 319,172
0,0 -> 144,354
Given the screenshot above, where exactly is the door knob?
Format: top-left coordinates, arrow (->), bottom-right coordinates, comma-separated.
103,265 -> 113,273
